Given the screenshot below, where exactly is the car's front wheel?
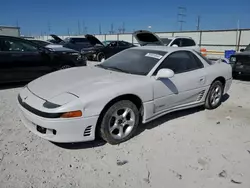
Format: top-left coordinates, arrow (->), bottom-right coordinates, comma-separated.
97,52 -> 105,62
205,80 -> 224,109
99,100 -> 140,145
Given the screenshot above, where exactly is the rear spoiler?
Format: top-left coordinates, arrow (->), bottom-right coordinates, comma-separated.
209,58 -> 229,64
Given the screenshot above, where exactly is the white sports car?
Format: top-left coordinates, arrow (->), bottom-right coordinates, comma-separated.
18,46 -> 232,145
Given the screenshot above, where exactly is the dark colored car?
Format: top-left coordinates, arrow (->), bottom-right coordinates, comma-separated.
0,35 -> 87,83
82,40 -> 135,62
49,34 -> 135,62
49,34 -> 103,52
28,39 -> 52,47
229,44 -> 250,77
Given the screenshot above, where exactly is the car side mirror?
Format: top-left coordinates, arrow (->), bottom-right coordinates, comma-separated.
172,44 -> 178,47
155,69 -> 174,80
240,48 -> 245,52
38,47 -> 48,54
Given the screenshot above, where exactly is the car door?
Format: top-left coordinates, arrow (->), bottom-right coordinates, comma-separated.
104,41 -> 119,58
65,38 -> 92,52
152,50 -> 206,113
0,37 -> 51,82
117,41 -> 133,52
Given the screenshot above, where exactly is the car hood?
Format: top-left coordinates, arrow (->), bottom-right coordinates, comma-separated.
133,30 -> 164,46
27,66 -> 141,101
45,44 -> 78,53
50,34 -> 64,44
85,34 -> 104,46
234,51 -> 250,56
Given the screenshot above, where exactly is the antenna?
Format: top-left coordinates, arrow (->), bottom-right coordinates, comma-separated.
177,7 -> 186,31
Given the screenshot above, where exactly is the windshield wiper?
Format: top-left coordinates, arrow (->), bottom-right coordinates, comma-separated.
95,64 -> 129,73
106,66 -> 129,73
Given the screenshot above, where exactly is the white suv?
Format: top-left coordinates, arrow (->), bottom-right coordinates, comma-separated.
133,30 -> 200,52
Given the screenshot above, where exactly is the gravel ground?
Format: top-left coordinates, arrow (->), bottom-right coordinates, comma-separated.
0,73 -> 250,188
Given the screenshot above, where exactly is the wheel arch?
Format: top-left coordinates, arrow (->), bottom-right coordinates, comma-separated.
212,76 -> 226,87
95,94 -> 143,136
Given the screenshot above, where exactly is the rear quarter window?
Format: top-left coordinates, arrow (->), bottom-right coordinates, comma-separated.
194,51 -> 214,65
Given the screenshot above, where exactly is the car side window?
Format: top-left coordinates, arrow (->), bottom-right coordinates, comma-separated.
109,41 -> 118,47
182,39 -> 196,46
190,52 -> 204,68
170,39 -> 182,47
153,51 -> 203,75
118,41 -> 130,47
0,38 -> 37,52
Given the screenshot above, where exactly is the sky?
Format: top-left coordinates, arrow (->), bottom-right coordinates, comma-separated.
0,0 -> 249,36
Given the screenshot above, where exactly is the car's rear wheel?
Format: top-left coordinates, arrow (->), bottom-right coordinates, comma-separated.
99,100 -> 139,145
205,80 -> 224,109
97,52 -> 105,62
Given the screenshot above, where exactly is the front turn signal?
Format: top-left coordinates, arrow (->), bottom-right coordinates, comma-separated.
61,110 -> 82,118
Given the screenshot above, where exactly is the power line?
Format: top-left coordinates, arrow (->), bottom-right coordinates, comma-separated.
177,7 -> 186,31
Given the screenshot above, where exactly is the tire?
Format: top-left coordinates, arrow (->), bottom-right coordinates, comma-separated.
205,80 -> 224,110
232,71 -> 238,79
99,100 -> 140,145
59,65 -> 71,70
97,52 -> 105,62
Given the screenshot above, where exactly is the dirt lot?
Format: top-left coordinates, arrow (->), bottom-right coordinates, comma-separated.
0,76 -> 250,188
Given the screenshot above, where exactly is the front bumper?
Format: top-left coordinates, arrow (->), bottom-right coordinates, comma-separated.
81,51 -> 97,60
18,91 -> 98,143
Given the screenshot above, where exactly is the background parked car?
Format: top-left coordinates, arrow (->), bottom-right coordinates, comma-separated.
229,43 -> 250,77
133,30 -> 200,52
49,34 -> 104,52
82,40 -> 135,62
0,35 -> 87,83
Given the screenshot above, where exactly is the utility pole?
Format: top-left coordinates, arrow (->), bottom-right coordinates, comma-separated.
48,21 -> 51,34
109,23 -> 114,34
82,21 -> 85,34
99,24 -> 102,34
16,20 -> 19,27
118,27 -> 122,34
177,7 -> 186,31
77,20 -> 81,35
196,15 -> 200,30
67,28 -> 70,36
122,22 -> 125,33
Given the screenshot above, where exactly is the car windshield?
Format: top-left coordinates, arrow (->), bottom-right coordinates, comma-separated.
96,49 -> 167,75
30,40 -> 51,47
102,41 -> 112,46
245,43 -> 250,51
160,38 -> 172,45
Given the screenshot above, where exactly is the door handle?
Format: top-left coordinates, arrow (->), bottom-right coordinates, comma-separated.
198,77 -> 206,83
